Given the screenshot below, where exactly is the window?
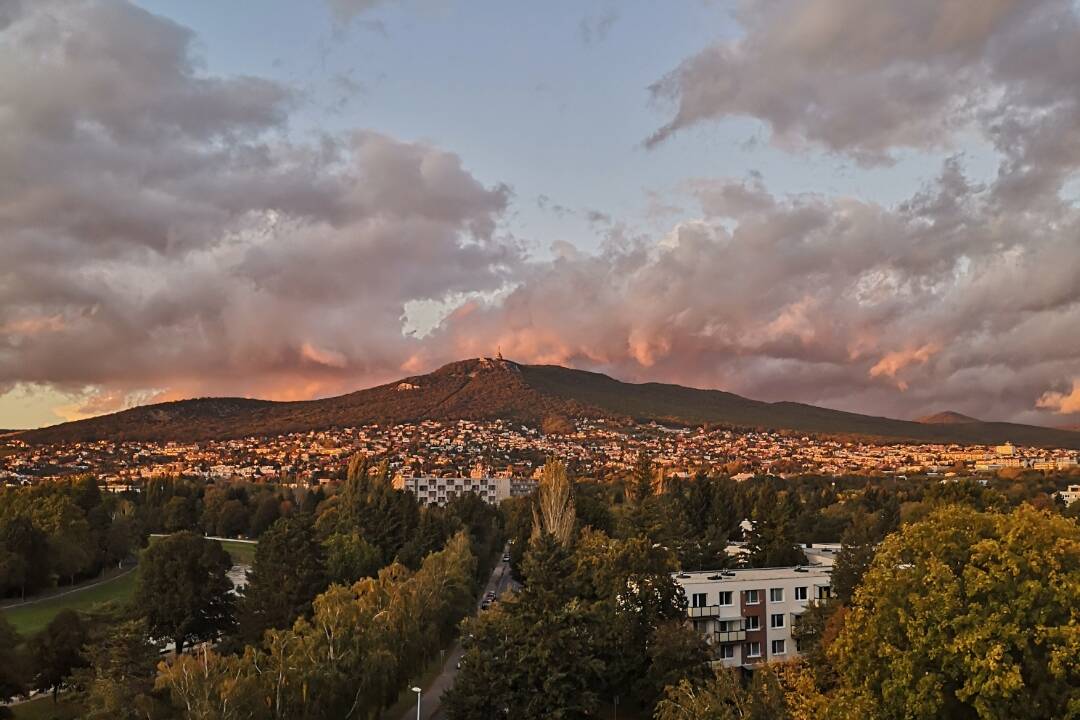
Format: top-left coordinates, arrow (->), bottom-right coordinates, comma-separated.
717,620 -> 734,632
718,644 -> 735,659
795,586 -> 808,601
795,637 -> 803,653
745,615 -> 760,631
817,585 -> 832,600
718,591 -> 733,606
771,639 -> 786,655
770,588 -> 784,603
770,613 -> 785,629
691,592 -> 707,608
746,642 -> 761,658
745,589 -> 760,605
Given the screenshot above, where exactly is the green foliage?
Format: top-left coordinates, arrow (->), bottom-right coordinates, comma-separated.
238,515 -> 327,643
27,610 -> 88,700
832,505 -> 1080,719
156,531 -> 478,720
447,525 -> 707,719
134,532 -> 235,655
0,614 -> 25,701
745,485 -> 808,568
74,619 -> 168,720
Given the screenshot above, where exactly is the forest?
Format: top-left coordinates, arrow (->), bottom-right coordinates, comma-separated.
1,458 -> 1078,719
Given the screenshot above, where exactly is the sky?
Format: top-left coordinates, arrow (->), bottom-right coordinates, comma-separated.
1,0 -> 1079,430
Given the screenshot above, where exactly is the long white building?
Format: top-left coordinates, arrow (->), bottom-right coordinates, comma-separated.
393,475 -> 538,506
673,564 -> 832,668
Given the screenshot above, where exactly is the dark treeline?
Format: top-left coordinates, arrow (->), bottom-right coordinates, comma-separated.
1,477 -> 138,599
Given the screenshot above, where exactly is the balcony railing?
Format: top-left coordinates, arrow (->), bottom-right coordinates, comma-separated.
688,605 -> 738,618
714,630 -> 747,643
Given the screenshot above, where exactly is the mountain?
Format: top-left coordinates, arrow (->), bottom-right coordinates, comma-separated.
918,411 -> 981,424
14,358 -> 1080,448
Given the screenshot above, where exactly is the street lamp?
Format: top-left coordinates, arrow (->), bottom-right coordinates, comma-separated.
411,686 -> 422,720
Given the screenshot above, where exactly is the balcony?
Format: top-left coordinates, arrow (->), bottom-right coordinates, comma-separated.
688,605 -> 737,618
714,630 -> 747,644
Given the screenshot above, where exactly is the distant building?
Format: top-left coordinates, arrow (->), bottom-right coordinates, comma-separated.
394,475 -> 537,506
674,564 -> 832,669
1058,484 -> 1080,506
995,442 -> 1016,457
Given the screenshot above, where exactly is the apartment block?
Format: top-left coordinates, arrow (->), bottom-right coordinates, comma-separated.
674,565 -> 832,668
394,475 -> 538,506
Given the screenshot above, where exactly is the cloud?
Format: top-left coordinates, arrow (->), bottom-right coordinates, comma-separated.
869,344 -> 940,391
433,156 -> 1080,423
646,0 -> 1080,191
1038,380 -> 1080,415
0,0 -> 516,410
3,0 -> 1080,429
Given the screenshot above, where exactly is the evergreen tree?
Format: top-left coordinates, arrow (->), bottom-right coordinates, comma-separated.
238,515 -> 327,643
134,532 -> 235,655
27,609 -> 89,701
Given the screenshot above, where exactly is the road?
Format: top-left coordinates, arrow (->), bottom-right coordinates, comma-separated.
400,546 -> 519,720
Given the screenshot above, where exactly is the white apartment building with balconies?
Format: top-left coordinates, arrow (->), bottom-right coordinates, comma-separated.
674,564 -> 832,668
393,475 -> 538,506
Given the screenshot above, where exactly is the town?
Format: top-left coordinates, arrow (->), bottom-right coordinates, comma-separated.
3,418 -> 1078,490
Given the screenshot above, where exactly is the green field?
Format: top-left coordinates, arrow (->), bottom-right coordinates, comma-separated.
1,569 -> 138,638
8,695 -> 85,720
216,538 -> 257,565
2,537 -> 255,640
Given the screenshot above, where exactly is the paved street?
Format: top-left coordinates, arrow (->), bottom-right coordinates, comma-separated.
400,546 -> 518,720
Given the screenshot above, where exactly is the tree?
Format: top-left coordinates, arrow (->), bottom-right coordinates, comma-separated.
159,531 -> 477,720
27,609 -> 89,701
215,499 -> 249,538
831,505 -> 1080,720
0,615 -> 25,702
830,513 -> 882,603
323,531 -> 382,585
531,458 -> 576,547
248,495 -> 281,538
654,667 -> 752,720
134,532 -> 235,655
238,515 -> 327,643
744,485 -> 807,568
75,619 -> 167,720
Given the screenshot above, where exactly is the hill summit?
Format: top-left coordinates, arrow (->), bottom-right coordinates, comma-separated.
918,411 -> 981,424
14,358 -> 1080,449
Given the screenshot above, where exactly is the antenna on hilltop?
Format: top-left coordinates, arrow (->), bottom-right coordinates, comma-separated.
496,346 -> 504,361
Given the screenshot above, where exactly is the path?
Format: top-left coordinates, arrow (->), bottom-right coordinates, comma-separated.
400,546 -> 519,720
0,566 -> 135,610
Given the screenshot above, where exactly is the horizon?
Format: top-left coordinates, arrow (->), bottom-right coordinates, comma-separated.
3,0 -> 1080,430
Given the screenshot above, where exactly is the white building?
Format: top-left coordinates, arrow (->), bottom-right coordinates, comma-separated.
1058,484 -> 1080,506
394,475 -> 537,506
674,564 -> 832,669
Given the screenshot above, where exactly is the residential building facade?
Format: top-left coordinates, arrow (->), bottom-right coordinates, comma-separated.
674,565 -> 832,669
393,474 -> 538,506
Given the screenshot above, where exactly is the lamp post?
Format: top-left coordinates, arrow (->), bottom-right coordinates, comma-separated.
411,686 -> 422,720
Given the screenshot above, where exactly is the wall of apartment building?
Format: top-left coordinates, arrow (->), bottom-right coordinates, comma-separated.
677,567 -> 832,669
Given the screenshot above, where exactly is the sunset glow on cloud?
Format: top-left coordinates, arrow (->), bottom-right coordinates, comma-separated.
1,0 -> 1079,429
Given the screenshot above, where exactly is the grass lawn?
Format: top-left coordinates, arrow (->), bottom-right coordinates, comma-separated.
1,569 -> 137,639
8,695 -> 85,720
147,534 -> 257,565
215,538 -> 257,565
